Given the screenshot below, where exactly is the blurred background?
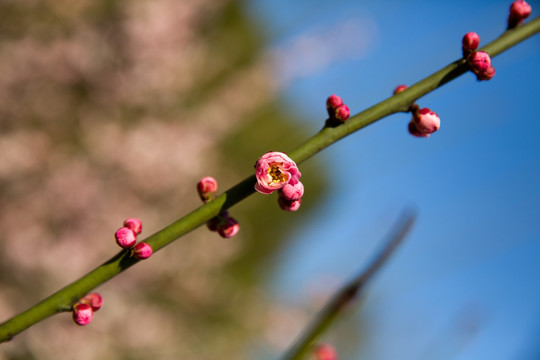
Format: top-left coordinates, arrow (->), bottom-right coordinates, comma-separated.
0,0 -> 539,359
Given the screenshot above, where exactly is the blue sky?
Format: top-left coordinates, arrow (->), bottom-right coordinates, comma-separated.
246,0 -> 540,359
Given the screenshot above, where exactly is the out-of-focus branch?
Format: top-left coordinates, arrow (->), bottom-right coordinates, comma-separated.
0,16 -> 539,343
280,211 -> 416,360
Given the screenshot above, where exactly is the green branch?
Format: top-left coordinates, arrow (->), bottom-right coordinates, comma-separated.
1,16 -> 539,343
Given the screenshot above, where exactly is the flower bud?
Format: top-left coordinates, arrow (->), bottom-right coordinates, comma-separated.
326,94 -> 343,116
115,227 -> 136,249
197,176 -> 218,202
462,32 -> 480,55
468,51 -> 491,73
313,344 -> 338,360
279,181 -> 304,201
132,242 -> 153,260
508,0 -> 532,28
79,293 -> 103,311
408,121 -> 429,138
334,104 -> 350,122
278,197 -> 301,212
476,66 -> 496,81
411,108 -> 440,137
393,84 -> 408,95
123,218 -> 142,235
217,216 -> 239,238
72,303 -> 93,326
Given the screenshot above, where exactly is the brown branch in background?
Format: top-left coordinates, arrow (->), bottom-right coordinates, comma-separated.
281,210 -> 416,360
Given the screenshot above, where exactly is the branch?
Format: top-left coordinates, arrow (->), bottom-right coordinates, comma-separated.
1,16 -> 539,343
279,211 -> 416,360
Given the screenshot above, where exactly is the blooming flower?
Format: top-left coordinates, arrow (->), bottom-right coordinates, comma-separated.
254,151 -> 301,194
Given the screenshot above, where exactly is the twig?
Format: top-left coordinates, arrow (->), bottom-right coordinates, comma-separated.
280,211 -> 416,360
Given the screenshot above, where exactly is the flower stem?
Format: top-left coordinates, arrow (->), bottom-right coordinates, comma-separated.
0,16 -> 539,343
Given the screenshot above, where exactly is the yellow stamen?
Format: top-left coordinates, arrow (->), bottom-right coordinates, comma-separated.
268,163 -> 287,183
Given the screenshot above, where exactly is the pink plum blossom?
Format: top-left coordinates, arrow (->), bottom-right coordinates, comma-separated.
72,303 -> 93,326
254,151 -> 301,195
123,218 -> 142,235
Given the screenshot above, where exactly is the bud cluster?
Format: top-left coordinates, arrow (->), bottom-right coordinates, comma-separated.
72,293 -> 103,326
326,94 -> 350,124
254,151 -> 304,212
197,176 -> 240,238
114,217 -> 153,259
461,32 -> 496,81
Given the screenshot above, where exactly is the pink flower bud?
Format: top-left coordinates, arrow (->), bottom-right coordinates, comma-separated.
333,104 -> 350,122
254,151 -> 301,195
79,293 -> 103,311
115,227 -> 136,249
197,176 -> 218,202
217,216 -> 239,238
123,218 -> 142,235
476,66 -> 496,81
508,0 -> 532,28
408,121 -> 429,138
462,32 -> 480,54
468,51 -> 491,73
279,181 -> 304,201
278,197 -> 301,212
326,94 -> 343,116
207,216 -> 220,231
132,242 -> 153,260
313,344 -> 338,360
393,84 -> 408,95
72,303 -> 93,326
412,108 -> 440,136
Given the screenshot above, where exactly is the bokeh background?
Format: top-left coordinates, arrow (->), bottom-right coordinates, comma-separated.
0,0 -> 539,359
